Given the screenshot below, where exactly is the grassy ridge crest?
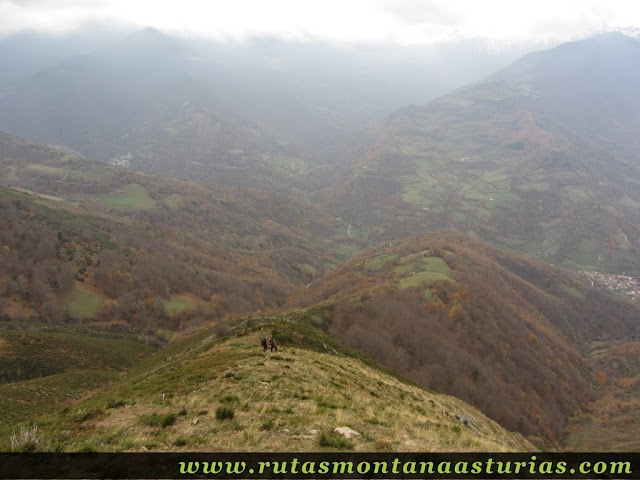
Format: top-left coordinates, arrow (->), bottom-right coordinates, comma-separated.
2,316 -> 532,452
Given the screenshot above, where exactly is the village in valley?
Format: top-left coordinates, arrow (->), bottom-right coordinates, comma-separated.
580,270 -> 640,303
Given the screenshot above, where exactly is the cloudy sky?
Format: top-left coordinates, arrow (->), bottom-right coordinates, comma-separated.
1,0 -> 639,44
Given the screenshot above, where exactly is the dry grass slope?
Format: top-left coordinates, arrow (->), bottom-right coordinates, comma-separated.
3,320 -> 532,452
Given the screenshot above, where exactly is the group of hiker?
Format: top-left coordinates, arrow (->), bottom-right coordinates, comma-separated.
261,334 -> 277,352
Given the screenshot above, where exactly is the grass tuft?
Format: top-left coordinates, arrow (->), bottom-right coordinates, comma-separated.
106,399 -> 126,409
220,394 -> 239,405
10,425 -> 40,452
141,413 -> 177,428
317,431 -> 354,450
260,419 -> 275,431
215,406 -> 235,420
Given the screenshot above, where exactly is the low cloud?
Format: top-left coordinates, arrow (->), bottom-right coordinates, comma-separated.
382,0 -> 465,26
1,0 -> 640,44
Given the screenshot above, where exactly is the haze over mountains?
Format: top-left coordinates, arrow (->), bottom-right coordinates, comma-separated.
0,28 -> 532,192
1,28 -> 640,452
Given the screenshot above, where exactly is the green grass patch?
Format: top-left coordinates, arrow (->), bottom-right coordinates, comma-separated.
620,195 -> 640,209
260,419 -> 275,431
396,256 -> 452,289
163,298 -> 191,314
141,412 -> 177,428
478,171 -> 509,184
220,394 -> 240,404
317,431 -> 354,450
6,165 -> 18,180
215,406 -> 235,420
399,271 -> 448,288
517,182 -> 550,192
0,324 -> 153,433
462,189 -> 488,201
564,239 -> 599,269
58,283 -> 104,318
560,284 -> 585,299
402,187 -> 428,206
162,295 -> 207,314
604,250 -> 640,276
0,326 -> 151,384
299,264 -> 317,275
69,171 -> 112,182
264,155 -> 308,176
106,398 -> 127,409
562,186 -> 590,202
363,253 -> 397,272
402,181 -> 445,207
26,164 -> 66,179
94,184 -> 155,210
0,370 -> 119,427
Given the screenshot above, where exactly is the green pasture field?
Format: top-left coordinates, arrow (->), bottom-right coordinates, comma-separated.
94,184 -> 155,210
397,256 -> 452,289
59,284 -> 104,318
26,164 -> 66,179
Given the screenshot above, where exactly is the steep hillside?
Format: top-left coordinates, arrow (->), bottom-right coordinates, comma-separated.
565,341 -> 640,451
327,33 -> 640,274
289,232 -> 640,446
0,322 -> 153,428
2,318 -> 532,452
0,131 -> 354,329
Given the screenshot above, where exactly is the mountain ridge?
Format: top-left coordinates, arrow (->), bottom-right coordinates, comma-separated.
1,317 -> 534,452
289,231 -> 640,445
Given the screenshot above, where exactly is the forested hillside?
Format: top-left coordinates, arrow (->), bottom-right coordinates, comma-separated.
326,33 -> 640,275
0,131 -> 353,331
290,232 -> 640,445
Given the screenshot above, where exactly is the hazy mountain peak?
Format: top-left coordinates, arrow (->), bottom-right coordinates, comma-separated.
122,26 -> 168,43
493,31 -> 640,79
114,26 -> 186,57
482,31 -> 640,118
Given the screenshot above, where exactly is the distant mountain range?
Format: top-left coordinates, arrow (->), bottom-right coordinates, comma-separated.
328,32 -> 640,274
0,28 -> 526,194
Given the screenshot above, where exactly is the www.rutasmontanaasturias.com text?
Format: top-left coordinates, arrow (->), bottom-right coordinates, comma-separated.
177,455 -> 633,478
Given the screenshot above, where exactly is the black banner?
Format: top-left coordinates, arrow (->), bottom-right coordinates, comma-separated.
1,452 -> 639,479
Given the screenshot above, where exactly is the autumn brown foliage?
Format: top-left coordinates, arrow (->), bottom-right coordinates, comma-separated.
291,232 -> 640,444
